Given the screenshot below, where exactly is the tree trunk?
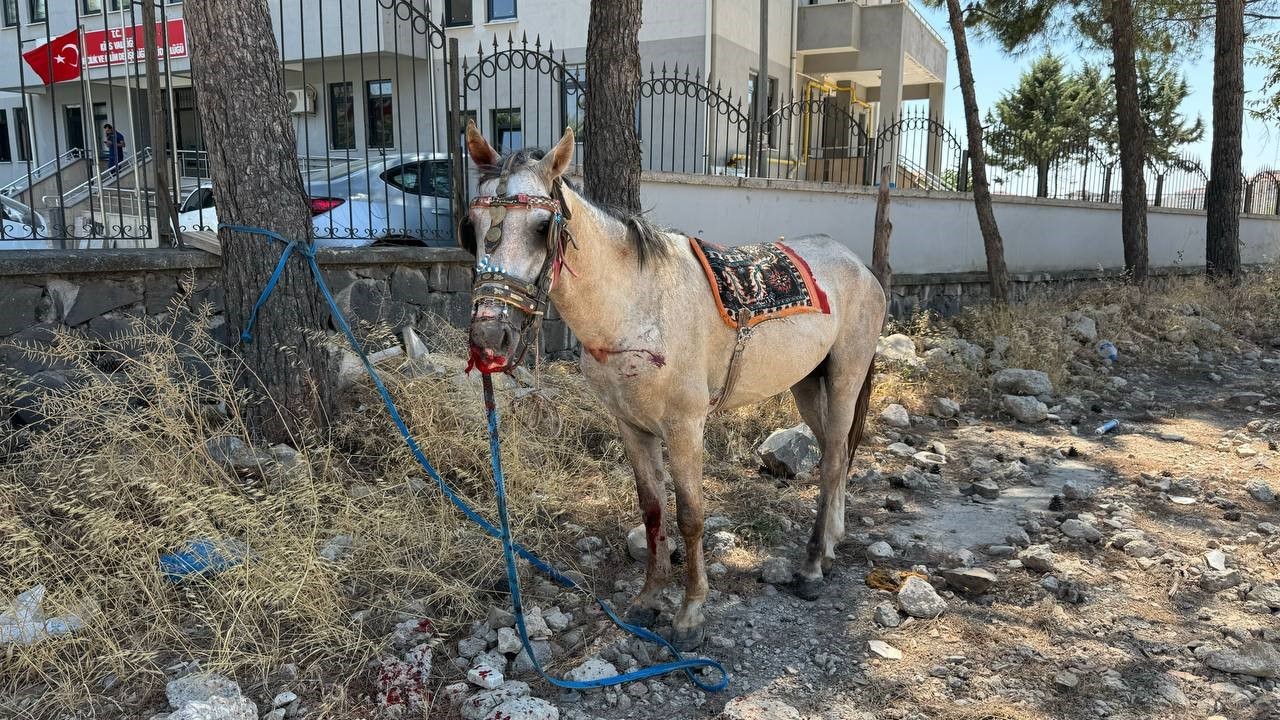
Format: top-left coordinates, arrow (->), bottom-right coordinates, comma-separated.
584,0 -> 642,213
1036,159 -> 1049,198
1206,0 -> 1244,278
872,164 -> 893,312
187,0 -> 336,442
945,0 -> 1010,304
1108,0 -> 1149,283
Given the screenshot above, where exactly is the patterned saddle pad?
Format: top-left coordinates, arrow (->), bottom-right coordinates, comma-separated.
689,237 -> 830,329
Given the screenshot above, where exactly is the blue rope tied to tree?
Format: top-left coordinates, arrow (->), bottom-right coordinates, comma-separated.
220,224 -> 730,693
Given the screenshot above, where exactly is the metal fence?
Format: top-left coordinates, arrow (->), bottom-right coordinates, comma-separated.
1,0 -> 1271,252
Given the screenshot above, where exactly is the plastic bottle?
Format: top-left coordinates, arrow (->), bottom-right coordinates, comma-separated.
1097,341 -> 1118,364
1095,419 -> 1119,435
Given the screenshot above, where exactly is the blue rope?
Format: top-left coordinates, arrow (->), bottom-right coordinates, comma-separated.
220,224 -> 729,692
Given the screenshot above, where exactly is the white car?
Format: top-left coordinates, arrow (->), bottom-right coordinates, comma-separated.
177,154 -> 454,247
1,195 -> 52,249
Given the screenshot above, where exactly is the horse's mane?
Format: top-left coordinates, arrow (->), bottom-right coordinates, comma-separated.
477,147 -> 671,268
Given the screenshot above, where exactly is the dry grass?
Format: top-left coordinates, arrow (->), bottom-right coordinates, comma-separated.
2,266 -> 1277,716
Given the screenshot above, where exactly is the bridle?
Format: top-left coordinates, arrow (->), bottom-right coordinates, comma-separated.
467,174 -> 575,372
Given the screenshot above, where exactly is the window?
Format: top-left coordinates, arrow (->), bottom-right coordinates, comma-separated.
180,187 -> 215,213
563,64 -> 586,141
366,79 -> 393,148
329,82 -> 356,150
64,106 -> 85,152
2,0 -> 17,27
82,0 -> 122,12
445,0 -> 472,26
14,108 -> 30,161
0,110 -> 11,163
382,160 -> 451,198
491,108 -> 521,153
28,0 -> 44,22
487,0 -> 515,21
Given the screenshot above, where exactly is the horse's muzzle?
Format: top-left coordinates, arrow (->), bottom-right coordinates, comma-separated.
467,314 -> 519,374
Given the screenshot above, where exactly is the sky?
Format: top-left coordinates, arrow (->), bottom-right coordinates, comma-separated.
910,5 -> 1280,175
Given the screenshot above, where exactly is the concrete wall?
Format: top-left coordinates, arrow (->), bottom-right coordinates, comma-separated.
637,172 -> 1280,274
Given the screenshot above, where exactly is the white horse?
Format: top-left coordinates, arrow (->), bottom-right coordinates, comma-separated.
464,122 -> 884,649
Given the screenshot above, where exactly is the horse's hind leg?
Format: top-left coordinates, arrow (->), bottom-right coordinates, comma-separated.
790,366 -> 829,472
794,354 -> 874,600
619,421 -> 671,628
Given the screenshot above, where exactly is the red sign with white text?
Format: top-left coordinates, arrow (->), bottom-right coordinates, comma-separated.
83,18 -> 187,70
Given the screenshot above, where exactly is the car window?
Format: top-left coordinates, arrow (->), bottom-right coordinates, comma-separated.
181,188 -> 216,213
382,161 -> 451,198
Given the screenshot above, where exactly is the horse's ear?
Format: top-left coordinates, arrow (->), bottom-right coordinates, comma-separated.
540,126 -> 575,179
465,119 -> 499,168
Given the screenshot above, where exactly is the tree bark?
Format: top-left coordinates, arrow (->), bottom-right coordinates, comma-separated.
872,164 -> 893,311
1036,159 -> 1049,198
1206,0 -> 1244,278
945,0 -> 1010,304
1108,0 -> 1149,283
187,0 -> 336,442
584,0 -> 642,213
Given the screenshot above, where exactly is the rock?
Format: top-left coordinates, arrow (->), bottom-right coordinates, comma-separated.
756,424 -> 820,477
1204,549 -> 1228,571
886,442 -> 917,457
896,577 -> 947,618
876,334 -> 918,364
1199,569 -> 1243,592
484,697 -> 559,720
912,451 -> 947,468
880,404 -> 911,429
720,696 -> 803,720
1019,545 -> 1059,573
521,608 -> 551,640
1247,480 -> 1276,504
941,567 -> 998,594
884,494 -> 906,512
262,709 -> 286,720
1062,483 -> 1093,501
1066,313 -> 1098,343
970,479 -> 1001,500
1247,583 -> 1280,609
1203,642 -> 1280,678
565,658 -> 618,684
271,692 -> 298,713
460,681 -> 532,720
873,602 -> 901,628
707,530 -> 737,556
992,368 -> 1054,397
760,557 -> 793,585
319,535 -> 355,561
63,279 -> 142,326
1060,519 -> 1102,543
166,696 -> 257,720
1227,392 -> 1267,408
930,397 -> 961,419
543,609 -> 571,632
204,435 -> 266,472
496,627 -> 522,655
865,541 -> 894,561
1054,670 -> 1080,692
166,674 -> 242,709
1003,395 -> 1048,424
510,641 -> 551,675
1124,540 -> 1159,558
468,664 -> 505,690
867,640 -> 903,660
487,607 -> 516,629
985,545 -> 1017,558
458,637 -> 488,659
1110,529 -> 1145,549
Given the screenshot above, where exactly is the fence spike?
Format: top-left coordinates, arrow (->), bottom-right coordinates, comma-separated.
534,34 -> 541,51
521,30 -> 528,47
506,31 -> 514,49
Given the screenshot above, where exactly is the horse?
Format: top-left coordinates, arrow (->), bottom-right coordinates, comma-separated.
463,121 -> 885,650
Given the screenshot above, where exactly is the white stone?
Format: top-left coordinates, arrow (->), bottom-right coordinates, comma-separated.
886,442 -> 916,457
166,696 -> 257,720
483,696 -> 560,720
1247,480 -> 1276,504
467,664 -> 505,690
896,577 -> 947,618
756,424 -> 820,477
930,397 -> 961,419
867,640 -> 903,660
876,333 -> 918,364
165,674 -> 242,709
991,368 -> 1054,396
496,627 -> 522,655
873,602 -> 901,627
401,326 -> 429,360
1019,545 -> 1058,573
880,404 -> 911,428
1066,313 -> 1098,343
460,681 -> 532,720
1204,642 -> 1280,678
865,541 -> 894,561
912,451 -> 947,467
565,658 -> 618,684
1205,550 -> 1228,571
1060,519 -> 1102,542
1003,395 -> 1048,424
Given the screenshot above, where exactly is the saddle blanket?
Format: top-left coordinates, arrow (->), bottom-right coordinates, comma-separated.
689,237 -> 830,329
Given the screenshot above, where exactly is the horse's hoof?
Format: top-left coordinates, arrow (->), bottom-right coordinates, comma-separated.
624,605 -> 660,628
671,624 -> 705,651
788,573 -> 825,601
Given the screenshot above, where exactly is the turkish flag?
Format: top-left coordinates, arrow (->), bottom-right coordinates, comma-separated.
22,28 -> 83,85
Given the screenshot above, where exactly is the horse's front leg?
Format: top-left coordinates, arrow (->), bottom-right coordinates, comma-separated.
619,421 -> 671,628
665,416 -> 709,650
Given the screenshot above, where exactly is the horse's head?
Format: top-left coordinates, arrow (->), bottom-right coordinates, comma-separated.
463,120 -> 576,374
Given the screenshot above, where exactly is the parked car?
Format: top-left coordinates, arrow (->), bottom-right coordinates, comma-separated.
177,154 -> 454,247
0,195 -> 52,249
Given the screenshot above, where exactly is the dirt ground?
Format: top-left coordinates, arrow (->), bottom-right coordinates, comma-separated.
495,349 -> 1280,720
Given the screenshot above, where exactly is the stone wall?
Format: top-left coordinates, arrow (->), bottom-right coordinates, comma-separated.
0,247 -> 492,376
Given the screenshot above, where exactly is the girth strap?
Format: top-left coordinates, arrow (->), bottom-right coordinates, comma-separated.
710,308 -> 753,414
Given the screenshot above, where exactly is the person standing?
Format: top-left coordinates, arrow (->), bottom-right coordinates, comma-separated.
103,123 -> 126,175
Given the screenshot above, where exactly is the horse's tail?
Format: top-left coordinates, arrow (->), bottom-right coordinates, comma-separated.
847,357 -> 875,464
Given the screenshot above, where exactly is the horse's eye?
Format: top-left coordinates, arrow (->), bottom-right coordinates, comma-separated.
537,219 -> 551,235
